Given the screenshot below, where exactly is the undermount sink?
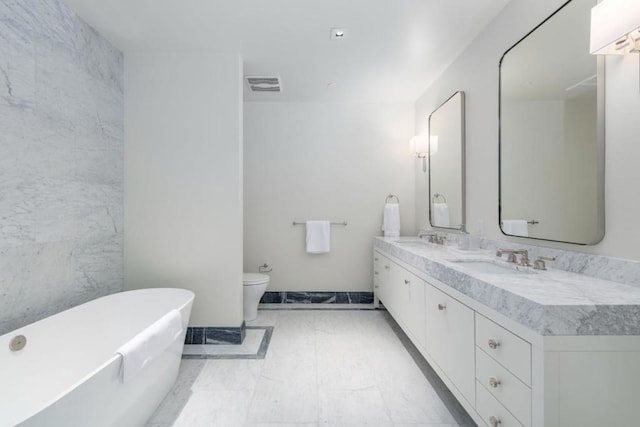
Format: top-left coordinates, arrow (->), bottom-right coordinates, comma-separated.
451,260 -> 534,275
394,240 -> 429,247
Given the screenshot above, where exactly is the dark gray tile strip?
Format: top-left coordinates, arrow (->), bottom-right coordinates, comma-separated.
382,310 -> 478,426
260,291 -> 374,304
181,326 -> 274,360
258,306 -> 376,311
184,321 -> 246,345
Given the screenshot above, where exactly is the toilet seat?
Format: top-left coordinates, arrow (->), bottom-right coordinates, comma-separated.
243,273 -> 269,286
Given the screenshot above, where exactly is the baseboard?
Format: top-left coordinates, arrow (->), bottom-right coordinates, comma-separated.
260,291 -> 374,304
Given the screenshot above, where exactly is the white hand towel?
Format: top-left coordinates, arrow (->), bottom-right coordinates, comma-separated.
433,203 -> 450,227
306,220 -> 330,254
502,219 -> 529,237
116,309 -> 184,383
382,203 -> 400,237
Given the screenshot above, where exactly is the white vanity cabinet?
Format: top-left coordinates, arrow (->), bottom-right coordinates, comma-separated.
375,252 -> 427,349
372,246 -> 640,427
425,284 -> 475,406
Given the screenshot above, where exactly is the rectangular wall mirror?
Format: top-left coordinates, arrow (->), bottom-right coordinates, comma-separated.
499,0 -> 605,245
429,91 -> 465,231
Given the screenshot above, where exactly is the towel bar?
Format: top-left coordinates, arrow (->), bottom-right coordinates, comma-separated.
500,220 -> 539,226
292,221 -> 347,226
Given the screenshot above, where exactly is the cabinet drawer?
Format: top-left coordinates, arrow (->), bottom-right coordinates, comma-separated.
476,313 -> 531,386
476,347 -> 531,426
476,381 -> 524,427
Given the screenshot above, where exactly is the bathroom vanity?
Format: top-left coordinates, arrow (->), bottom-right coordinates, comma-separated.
373,237 -> 640,427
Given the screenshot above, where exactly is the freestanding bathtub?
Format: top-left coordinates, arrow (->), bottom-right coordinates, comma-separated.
0,288 -> 194,427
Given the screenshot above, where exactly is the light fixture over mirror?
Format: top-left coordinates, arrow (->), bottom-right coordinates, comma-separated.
590,0 -> 640,55
410,135 -> 428,172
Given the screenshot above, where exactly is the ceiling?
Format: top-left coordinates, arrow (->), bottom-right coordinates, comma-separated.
63,0 -> 512,102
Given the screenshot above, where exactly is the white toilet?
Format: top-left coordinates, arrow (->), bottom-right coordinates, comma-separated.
243,273 -> 270,321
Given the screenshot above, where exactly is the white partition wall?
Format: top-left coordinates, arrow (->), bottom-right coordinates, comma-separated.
124,51 -> 244,328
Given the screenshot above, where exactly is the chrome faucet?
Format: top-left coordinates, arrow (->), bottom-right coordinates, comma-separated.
418,229 -> 436,239
496,248 -> 530,266
533,256 -> 556,270
418,229 -> 446,245
430,234 -> 446,245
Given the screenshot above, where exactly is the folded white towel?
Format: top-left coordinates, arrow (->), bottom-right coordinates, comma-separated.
433,203 -> 450,227
306,220 -> 330,254
502,219 -> 529,237
382,203 -> 400,237
116,309 -> 184,383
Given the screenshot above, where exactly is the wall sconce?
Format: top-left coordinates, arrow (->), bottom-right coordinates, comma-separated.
590,0 -> 640,55
410,135 -> 428,172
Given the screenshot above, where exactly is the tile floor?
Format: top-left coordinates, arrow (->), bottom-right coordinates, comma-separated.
148,309 -> 476,426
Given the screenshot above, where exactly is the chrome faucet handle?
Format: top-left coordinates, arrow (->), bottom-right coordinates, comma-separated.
418,229 -> 437,239
497,248 -> 527,264
533,256 -> 556,271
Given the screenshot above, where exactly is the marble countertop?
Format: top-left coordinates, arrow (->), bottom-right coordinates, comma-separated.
374,237 -> 640,336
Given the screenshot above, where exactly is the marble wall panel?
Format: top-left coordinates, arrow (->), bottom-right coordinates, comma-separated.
0,0 -> 123,334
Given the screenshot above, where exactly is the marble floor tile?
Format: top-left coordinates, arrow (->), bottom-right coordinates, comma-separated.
191,359 -> 264,392
244,424 -> 318,427
318,388 -> 392,425
378,381 -> 459,424
170,390 -> 252,426
149,309 -> 476,427
147,360 -> 206,424
316,333 -> 377,391
246,377 -> 319,424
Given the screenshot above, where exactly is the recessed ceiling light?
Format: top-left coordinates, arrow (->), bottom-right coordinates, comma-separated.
330,28 -> 347,40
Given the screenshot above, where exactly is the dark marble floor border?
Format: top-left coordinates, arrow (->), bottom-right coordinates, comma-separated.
182,326 -> 273,360
382,310 -> 477,426
184,321 -> 246,345
260,291 -> 374,304
259,306 -> 376,311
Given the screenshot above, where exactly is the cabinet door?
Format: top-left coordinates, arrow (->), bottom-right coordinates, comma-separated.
374,253 -> 392,307
387,261 -> 408,323
425,283 -> 475,405
406,274 -> 426,350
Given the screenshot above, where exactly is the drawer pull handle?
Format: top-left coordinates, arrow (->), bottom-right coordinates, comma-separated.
404,279 -> 410,284
374,271 -> 379,275
385,265 -> 390,270
374,284 -> 379,288
489,377 -> 501,388
437,303 -> 446,311
489,416 -> 501,426
374,257 -> 379,261
488,339 -> 500,349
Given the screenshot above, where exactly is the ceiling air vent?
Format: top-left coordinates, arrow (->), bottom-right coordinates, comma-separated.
245,76 -> 282,92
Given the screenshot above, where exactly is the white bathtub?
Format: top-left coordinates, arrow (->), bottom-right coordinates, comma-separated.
0,288 -> 194,427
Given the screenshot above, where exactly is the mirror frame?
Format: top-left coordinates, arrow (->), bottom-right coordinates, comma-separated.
428,91 -> 466,231
498,0 -> 605,245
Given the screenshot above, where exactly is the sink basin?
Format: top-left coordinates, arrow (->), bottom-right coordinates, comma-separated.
394,240 -> 429,247
451,260 -> 533,275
